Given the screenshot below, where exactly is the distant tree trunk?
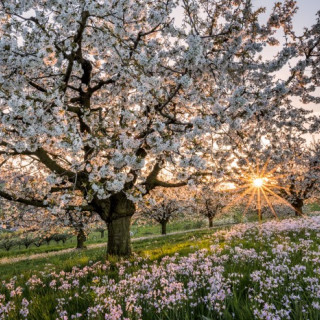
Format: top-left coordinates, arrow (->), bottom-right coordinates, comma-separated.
161,221 -> 167,235
292,198 -> 304,216
208,216 -> 214,228
76,229 -> 87,249
100,230 -> 105,238
106,192 -> 135,256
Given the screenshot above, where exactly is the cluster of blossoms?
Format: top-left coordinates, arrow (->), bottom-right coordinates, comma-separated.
1,216 -> 320,319
0,0 -> 319,257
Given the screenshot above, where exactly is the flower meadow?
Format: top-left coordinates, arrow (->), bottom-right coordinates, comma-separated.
2,217 -> 320,319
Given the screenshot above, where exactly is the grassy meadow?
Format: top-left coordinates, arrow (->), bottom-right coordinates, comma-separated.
1,214 -> 320,319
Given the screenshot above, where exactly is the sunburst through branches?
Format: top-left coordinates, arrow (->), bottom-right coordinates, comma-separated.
223,158 -> 303,222
252,178 -> 265,188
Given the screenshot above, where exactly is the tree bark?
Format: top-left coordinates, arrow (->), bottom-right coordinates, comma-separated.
76,229 -> 87,249
292,199 -> 304,216
106,192 -> 135,256
107,215 -> 132,256
208,216 -> 213,228
161,221 -> 167,235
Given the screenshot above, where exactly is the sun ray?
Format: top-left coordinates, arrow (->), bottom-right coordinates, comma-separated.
221,186 -> 255,215
223,155 -> 307,222
263,184 -> 287,189
242,187 -> 257,219
261,187 -> 279,220
257,187 -> 262,222
256,157 -> 260,177
260,157 -> 271,178
225,156 -> 305,222
244,157 -> 257,177
263,186 -> 306,217
223,183 -> 252,193
264,165 -> 281,177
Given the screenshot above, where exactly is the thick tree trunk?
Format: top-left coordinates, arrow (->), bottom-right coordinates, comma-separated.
76,229 -> 87,249
106,192 -> 135,256
107,216 -> 132,256
161,221 -> 167,235
292,199 -> 304,216
208,216 -> 214,228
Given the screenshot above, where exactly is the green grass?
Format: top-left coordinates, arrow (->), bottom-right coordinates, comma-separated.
0,227 -> 223,281
131,218 -> 207,236
305,202 -> 320,212
2,203 -> 319,260
0,247 -> 106,280
0,226 -> 230,320
0,218 -> 320,319
0,231 -> 105,259
0,219 -> 207,259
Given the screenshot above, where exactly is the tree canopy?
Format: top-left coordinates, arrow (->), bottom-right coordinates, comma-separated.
0,0 -> 319,255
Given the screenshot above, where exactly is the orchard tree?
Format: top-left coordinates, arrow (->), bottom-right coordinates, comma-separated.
95,220 -> 107,239
63,209 -> 96,249
0,0 -> 319,256
140,188 -> 191,235
143,198 -> 179,235
0,199 -> 86,249
196,187 -> 228,227
274,139 -> 320,215
215,118 -> 320,217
